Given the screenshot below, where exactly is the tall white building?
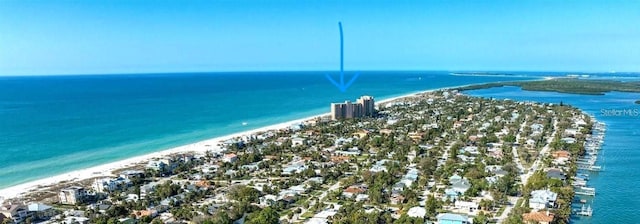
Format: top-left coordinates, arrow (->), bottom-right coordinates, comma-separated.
59,186 -> 87,205
331,96 -> 375,120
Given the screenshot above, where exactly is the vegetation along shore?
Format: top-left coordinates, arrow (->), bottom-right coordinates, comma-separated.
455,78 -> 640,95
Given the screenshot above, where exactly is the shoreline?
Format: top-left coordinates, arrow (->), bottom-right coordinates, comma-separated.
0,81 -> 531,201
0,87 -> 438,201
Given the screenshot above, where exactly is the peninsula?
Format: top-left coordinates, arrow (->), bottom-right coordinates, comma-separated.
456,78 -> 640,95
0,89 -> 601,224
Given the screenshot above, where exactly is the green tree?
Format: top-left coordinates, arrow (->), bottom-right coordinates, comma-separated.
228,185 -> 261,203
473,211 -> 489,224
206,211 -> 232,224
245,207 -> 279,224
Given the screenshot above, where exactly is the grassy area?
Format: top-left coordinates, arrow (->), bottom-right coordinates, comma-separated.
456,78 -> 640,95
300,211 -> 315,219
515,198 -> 524,207
496,206 -> 506,216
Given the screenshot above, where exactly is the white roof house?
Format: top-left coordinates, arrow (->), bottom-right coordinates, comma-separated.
455,200 -> 480,212
529,189 -> 558,210
407,206 -> 426,218
292,137 -> 306,147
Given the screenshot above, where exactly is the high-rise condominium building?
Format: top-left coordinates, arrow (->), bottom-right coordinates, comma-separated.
331,96 -> 375,120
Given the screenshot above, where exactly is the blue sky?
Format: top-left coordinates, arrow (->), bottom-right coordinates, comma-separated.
1,0 -> 640,75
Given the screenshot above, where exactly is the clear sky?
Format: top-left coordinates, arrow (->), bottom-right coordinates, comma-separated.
1,0 -> 640,76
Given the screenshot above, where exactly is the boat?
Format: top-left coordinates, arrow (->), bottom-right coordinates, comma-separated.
242,122 -> 248,126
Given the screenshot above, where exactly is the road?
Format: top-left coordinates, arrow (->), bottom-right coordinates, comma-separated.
497,119 -> 558,223
284,180 -> 342,222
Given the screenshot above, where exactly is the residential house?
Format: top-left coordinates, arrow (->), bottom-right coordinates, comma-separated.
408,132 -> 424,141
27,203 -> 55,220
564,128 -> 579,136
353,130 -> 370,138
342,185 -> 367,198
330,156 -> 351,163
195,180 -> 212,188
259,195 -> 278,207
552,150 -> 571,159
305,177 -> 324,185
126,194 -> 140,202
334,137 -> 353,147
449,174 -> 471,195
444,188 -> 460,201
531,123 -> 544,135
62,216 -> 90,224
453,121 -> 463,129
282,162 -> 307,175
240,162 -> 260,171
561,137 -> 576,144
529,189 -> 558,210
119,170 -> 145,179
407,207 -> 426,218
523,211 -> 554,224
146,159 -> 174,172
291,137 -> 306,147
306,207 -> 340,224
454,201 -> 480,213
288,185 -> 308,195
485,165 -> 508,177
546,169 -> 566,181
93,177 -> 131,193
0,204 -> 28,223
334,147 -> 362,156
370,160 -> 389,173
222,153 -> 238,163
392,182 -> 406,192
461,146 -> 479,155
399,168 -> 419,187
131,209 -> 158,219
449,174 -> 463,183
140,181 -> 162,198
436,213 -> 471,224
551,150 -> 571,165
59,186 -> 87,205
355,194 -> 369,202
390,194 -> 405,205
526,139 -> 536,147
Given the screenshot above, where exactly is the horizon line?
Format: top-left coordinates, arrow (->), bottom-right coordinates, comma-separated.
1,69 -> 638,78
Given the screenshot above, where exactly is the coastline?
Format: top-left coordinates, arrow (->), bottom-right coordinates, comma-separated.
0,86 -> 454,201
0,80 -> 536,201
461,86 -> 640,223
0,113 -> 328,201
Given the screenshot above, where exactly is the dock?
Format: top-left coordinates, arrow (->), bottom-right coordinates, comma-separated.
574,204 -> 593,216
569,120 -> 605,221
574,186 -> 596,196
577,164 -> 602,172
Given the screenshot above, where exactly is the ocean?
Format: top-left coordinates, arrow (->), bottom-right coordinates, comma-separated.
0,71 -> 538,189
465,86 -> 640,224
2,71 -> 639,222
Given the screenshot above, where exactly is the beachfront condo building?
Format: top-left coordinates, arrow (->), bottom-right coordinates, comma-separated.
59,186 -> 87,205
331,96 -> 376,120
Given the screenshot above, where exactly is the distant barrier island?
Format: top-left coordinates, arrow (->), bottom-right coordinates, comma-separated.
456,78 -> 640,95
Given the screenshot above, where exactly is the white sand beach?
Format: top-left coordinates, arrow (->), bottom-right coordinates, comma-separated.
0,85 -> 473,201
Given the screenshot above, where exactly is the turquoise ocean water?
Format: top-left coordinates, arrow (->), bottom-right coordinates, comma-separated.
2,71 -> 639,222
0,71 -> 538,189
466,86 -> 640,224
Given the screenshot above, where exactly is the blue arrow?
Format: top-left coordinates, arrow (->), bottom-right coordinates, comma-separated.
326,22 -> 359,92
